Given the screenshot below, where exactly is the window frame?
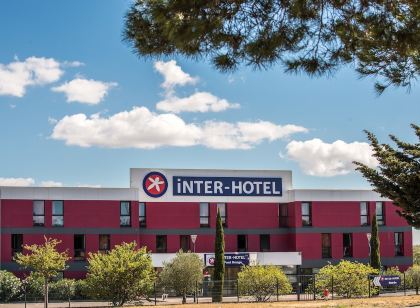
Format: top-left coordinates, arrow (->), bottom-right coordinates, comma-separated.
321,233 -> 332,259
139,202 -> 146,227
237,234 -> 248,252
217,203 -> 227,227
156,235 -> 167,253
376,201 -> 385,226
33,200 -> 45,227
74,234 -> 86,260
360,201 -> 369,226
11,234 -> 23,257
279,203 -> 288,227
200,202 -> 210,228
120,201 -> 131,227
99,234 -> 111,252
52,200 -> 64,227
301,202 -> 312,227
260,234 -> 270,252
394,232 -> 404,256
343,233 -> 353,258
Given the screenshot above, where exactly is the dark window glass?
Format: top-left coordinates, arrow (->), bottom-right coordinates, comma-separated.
52,201 -> 64,227
200,203 -> 209,227
139,202 -> 146,227
217,203 -> 227,226
321,233 -> 332,258
120,201 -> 131,227
343,233 -> 353,257
279,204 -> 288,227
394,232 -> 404,256
237,235 -> 247,252
360,202 -> 369,226
376,202 -> 385,225
74,234 -> 85,260
180,235 -> 190,252
99,234 -> 110,252
260,234 -> 270,252
33,200 -> 45,226
11,234 -> 23,256
156,235 -> 167,253
301,202 -> 312,226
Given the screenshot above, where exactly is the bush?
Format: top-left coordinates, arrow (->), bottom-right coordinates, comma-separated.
406,265 -> 420,294
238,265 -> 292,302
311,260 -> 378,298
49,279 -> 76,301
0,270 -> 22,302
24,273 -> 44,301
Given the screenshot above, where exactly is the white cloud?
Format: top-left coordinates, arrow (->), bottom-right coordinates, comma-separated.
52,78 -> 117,104
76,184 -> 102,188
156,91 -> 240,113
154,60 -> 198,93
0,177 -> 35,186
286,138 -> 379,176
40,181 -> 63,187
62,60 -> 84,67
0,57 -> 63,97
51,106 -> 307,150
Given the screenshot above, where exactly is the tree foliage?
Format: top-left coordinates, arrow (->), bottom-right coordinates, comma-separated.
85,242 -> 155,306
370,215 -> 382,270
311,260 -> 378,298
159,250 -> 203,304
124,0 -> 420,94
413,245 -> 420,265
0,270 -> 22,302
238,265 -> 292,302
355,124 -> 420,227
212,209 -> 225,302
406,264 -> 420,295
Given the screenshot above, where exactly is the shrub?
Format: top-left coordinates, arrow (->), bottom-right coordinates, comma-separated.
49,279 -> 76,302
406,265 -> 420,294
0,270 -> 22,302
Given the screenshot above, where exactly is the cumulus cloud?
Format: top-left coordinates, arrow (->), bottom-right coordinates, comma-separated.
0,57 -> 63,97
51,107 -> 307,150
286,138 -> 379,176
52,78 -> 117,104
154,60 -> 198,93
156,91 -> 240,113
40,181 -> 63,187
0,177 -> 35,186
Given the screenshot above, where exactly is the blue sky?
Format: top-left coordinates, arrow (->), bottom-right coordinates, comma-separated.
0,0 -> 418,214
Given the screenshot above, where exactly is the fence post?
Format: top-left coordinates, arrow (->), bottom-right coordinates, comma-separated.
154,282 -> 156,305
331,275 -> 334,300
404,272 -> 406,296
276,277 -> 279,301
237,280 -> 239,302
196,281 -> 198,303
313,274 -> 316,300
297,275 -> 301,301
368,276 -> 371,298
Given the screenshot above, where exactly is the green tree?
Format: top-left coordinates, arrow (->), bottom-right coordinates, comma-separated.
85,242 -> 155,306
212,209 -> 225,302
370,215 -> 382,270
355,124 -> 420,227
238,265 -> 292,302
406,265 -> 420,294
14,237 -> 69,308
49,279 -> 76,307
311,260 -> 378,298
124,1 -> 420,94
159,250 -> 203,304
0,270 -> 22,302
413,245 -> 420,265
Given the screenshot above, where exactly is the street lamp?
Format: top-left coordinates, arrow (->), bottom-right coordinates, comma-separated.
190,234 -> 197,253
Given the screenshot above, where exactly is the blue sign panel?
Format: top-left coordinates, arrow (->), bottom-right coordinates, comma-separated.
379,275 -> 401,287
205,253 -> 250,267
173,176 -> 282,196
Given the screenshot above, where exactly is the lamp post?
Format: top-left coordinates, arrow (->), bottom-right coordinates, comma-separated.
190,234 -> 197,252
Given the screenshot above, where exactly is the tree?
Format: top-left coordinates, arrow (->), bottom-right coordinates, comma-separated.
406,265 -> 420,295
311,260 -> 378,298
355,124 -> 420,227
14,237 -> 69,308
413,245 -> 420,265
49,279 -> 76,307
370,215 -> 382,270
212,209 -> 225,302
85,242 -> 155,306
238,265 -> 292,302
0,270 -> 22,302
124,1 -> 420,94
159,250 -> 203,304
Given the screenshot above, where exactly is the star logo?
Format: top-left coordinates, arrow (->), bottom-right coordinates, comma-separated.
143,171 -> 168,198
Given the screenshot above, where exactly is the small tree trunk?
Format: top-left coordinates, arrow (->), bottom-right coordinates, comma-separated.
416,287 -> 418,295
44,278 -> 48,308
182,292 -> 186,304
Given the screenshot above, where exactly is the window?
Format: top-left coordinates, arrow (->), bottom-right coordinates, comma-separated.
200,203 -> 209,227
217,203 -> 227,226
74,234 -> 85,260
139,202 -> 146,227
301,202 -> 312,226
360,202 -> 369,226
260,234 -> 270,252
120,201 -> 131,227
99,235 -> 110,252
156,235 -> 167,253
394,232 -> 404,256
321,233 -> 331,258
11,234 -> 23,256
279,204 -> 288,227
33,200 -> 45,226
52,201 -> 64,227
376,202 -> 385,225
343,233 -> 353,257
180,235 -> 190,252
237,235 -> 247,252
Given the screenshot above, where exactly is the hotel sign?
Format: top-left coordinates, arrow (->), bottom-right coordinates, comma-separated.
205,253 -> 250,267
